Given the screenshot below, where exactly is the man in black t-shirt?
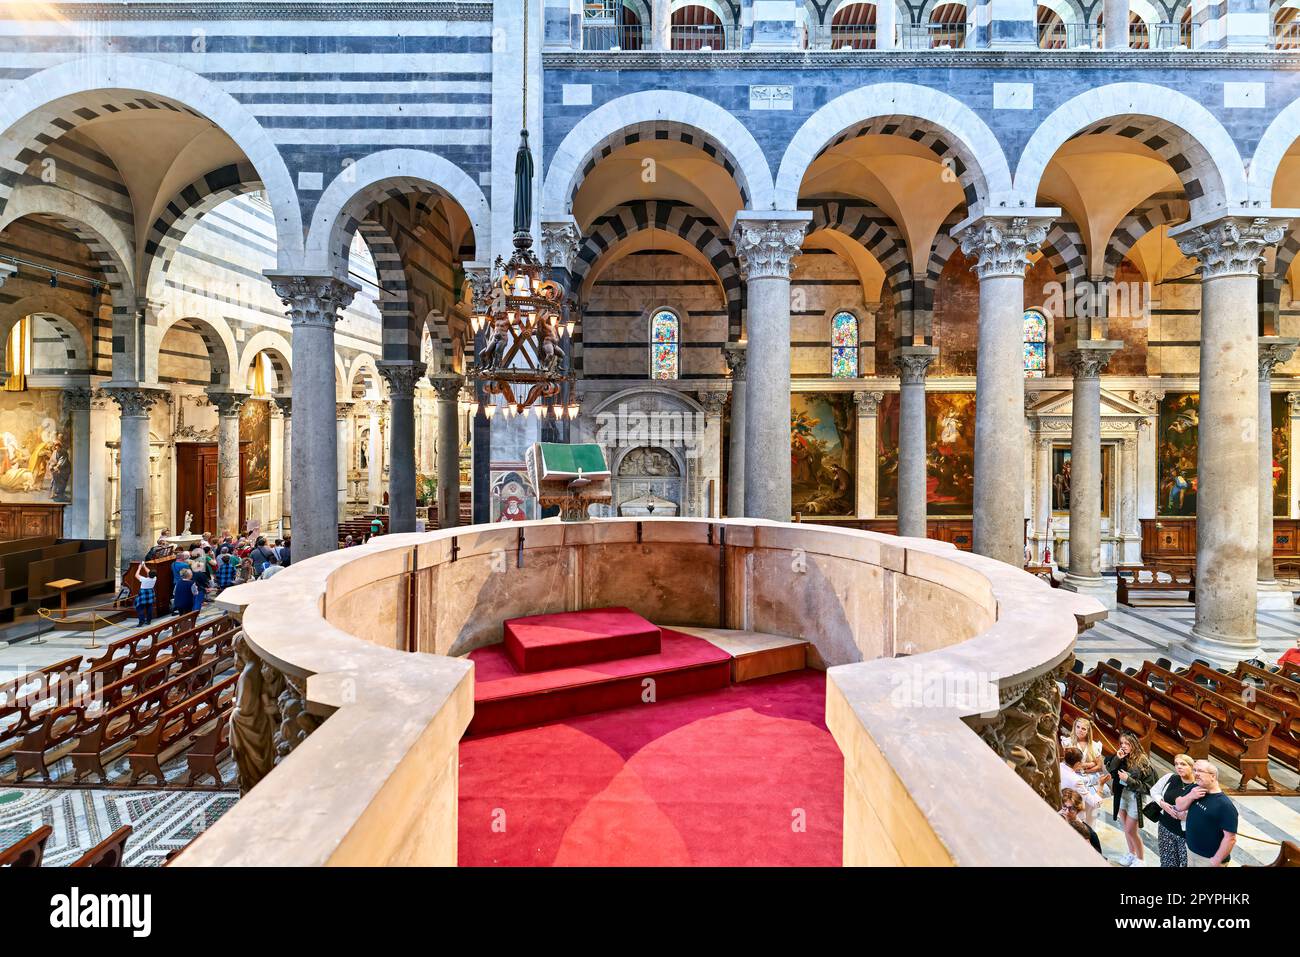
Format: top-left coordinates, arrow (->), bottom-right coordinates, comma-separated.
1176,760 -> 1238,867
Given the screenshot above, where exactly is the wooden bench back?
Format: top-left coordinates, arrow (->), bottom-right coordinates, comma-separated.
1062,672 -> 1156,755
1086,662 -> 1213,759
0,824 -> 53,867
70,825 -> 133,868
1235,661 -> 1300,706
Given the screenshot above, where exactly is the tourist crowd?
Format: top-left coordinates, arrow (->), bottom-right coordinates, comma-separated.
129,531 -> 293,625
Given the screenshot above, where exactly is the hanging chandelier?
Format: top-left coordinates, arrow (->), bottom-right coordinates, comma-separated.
467,0 -> 578,421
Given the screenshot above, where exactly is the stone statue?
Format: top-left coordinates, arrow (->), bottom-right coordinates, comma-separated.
478,313 -> 510,371
538,316 -> 565,376
229,632 -> 283,795
181,510 -> 194,535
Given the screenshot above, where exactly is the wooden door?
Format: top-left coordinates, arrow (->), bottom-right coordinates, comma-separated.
176,443 -> 219,537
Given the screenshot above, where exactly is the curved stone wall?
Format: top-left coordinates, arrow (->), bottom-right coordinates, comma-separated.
177,518 -> 1105,867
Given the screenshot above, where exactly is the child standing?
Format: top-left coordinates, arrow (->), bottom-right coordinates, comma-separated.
132,563 -> 157,626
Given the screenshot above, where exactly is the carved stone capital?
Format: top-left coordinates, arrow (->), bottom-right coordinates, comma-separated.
853,390 -> 884,415
891,345 -> 939,384
378,360 -> 427,399
1062,341 -> 1122,380
731,213 -> 810,281
63,386 -> 94,413
272,394 -> 292,417
103,384 -> 167,418
1131,388 -> 1165,413
958,216 -> 1052,280
267,274 -> 358,327
428,372 -> 465,402
1259,337 -> 1298,381
697,390 -> 728,416
336,401 -> 354,421
540,217 -> 582,273
722,341 -> 748,380
463,262 -> 493,308
1174,216 -> 1288,280
206,388 -> 251,417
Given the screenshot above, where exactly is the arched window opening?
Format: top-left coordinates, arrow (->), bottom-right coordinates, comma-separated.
650,309 -> 680,380
1023,308 -> 1048,378
831,311 -> 859,378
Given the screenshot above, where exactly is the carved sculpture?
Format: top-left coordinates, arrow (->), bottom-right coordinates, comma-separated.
275,674 -> 321,760
229,632 -> 283,795
972,662 -> 1069,806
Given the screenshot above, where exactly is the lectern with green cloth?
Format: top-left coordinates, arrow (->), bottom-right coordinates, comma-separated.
526,443 -> 612,521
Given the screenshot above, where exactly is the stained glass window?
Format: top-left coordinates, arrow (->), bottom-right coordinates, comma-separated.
650,309 -> 679,380
1023,308 -> 1048,378
831,311 -> 858,378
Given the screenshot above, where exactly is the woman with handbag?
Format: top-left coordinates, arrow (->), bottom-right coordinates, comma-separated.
1105,732 -> 1157,867
1147,753 -> 1196,867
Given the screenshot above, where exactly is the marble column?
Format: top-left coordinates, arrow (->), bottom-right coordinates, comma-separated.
1173,215 -> 1288,664
366,403 -> 383,510
732,211 -> 811,522
722,342 -> 747,517
892,346 -> 938,539
875,0 -> 897,49
336,402 -> 352,521
1060,342 -> 1122,609
1103,0 -> 1130,47
63,386 -> 94,539
1257,338 -> 1298,608
698,391 -> 728,517
104,385 -> 166,566
268,275 -> 357,561
853,391 -> 882,519
206,389 -> 250,538
274,395 -> 292,536
428,373 -> 464,529
378,361 -> 425,534
959,216 -> 1052,566
650,0 -> 671,49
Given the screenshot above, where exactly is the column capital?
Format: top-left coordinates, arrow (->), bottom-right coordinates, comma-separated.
722,341 -> 748,380
63,386 -> 94,412
265,273 -> 359,327
462,262 -> 494,308
957,215 -> 1053,279
336,401 -> 354,421
378,360 -> 428,399
1172,214 -> 1291,279
103,383 -> 168,417
891,345 -> 939,384
1131,388 -> 1165,413
697,390 -> 728,416
427,371 -> 465,401
539,217 -> 582,272
852,390 -> 884,416
1259,336 -> 1298,381
1062,340 -> 1123,380
206,388 -> 252,416
731,211 -> 812,280
272,393 -> 292,417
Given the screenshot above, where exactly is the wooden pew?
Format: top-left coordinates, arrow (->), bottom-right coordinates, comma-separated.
1235,661 -> 1300,707
70,826 -> 132,868
1134,661 -> 1278,791
85,610 -> 201,677
1061,672 -> 1157,755
1283,661 -> 1300,685
0,824 -> 54,866
1115,563 -> 1195,606
0,654 -> 83,756
1086,662 -> 1214,762
1182,661 -> 1300,774
127,673 -> 238,786
1247,840 -> 1300,868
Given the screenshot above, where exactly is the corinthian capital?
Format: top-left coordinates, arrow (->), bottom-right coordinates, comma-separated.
1259,337 -> 1299,381
1062,340 -> 1122,380
540,217 -> 582,273
722,341 -> 748,380
104,384 -> 168,418
958,216 -> 1052,280
428,372 -> 465,401
63,386 -> 94,413
1173,215 -> 1288,280
852,390 -> 884,415
206,389 -> 251,416
266,274 -> 358,327
378,360 -> 428,399
731,212 -> 811,281
891,345 -> 939,384
463,262 -> 493,308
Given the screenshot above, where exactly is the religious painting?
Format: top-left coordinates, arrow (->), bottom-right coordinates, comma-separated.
239,398 -> 272,494
1271,392 -> 1291,516
491,469 -> 538,522
1051,444 -> 1112,517
0,389 -> 71,503
1157,393 -> 1199,516
876,392 -> 976,516
790,392 -> 855,517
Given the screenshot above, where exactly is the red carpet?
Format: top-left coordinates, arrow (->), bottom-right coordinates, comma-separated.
468,629 -> 732,735
458,669 -> 842,866
504,606 -> 660,672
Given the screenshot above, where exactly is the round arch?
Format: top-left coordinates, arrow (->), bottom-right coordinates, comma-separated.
154,313 -> 239,387
305,149 -> 491,275
238,330 -> 295,393
1014,83 -> 1246,212
774,83 -> 1014,213
0,184 -> 136,291
0,56 -> 302,267
0,293 -> 93,369
1247,98 -> 1300,203
347,352 -> 382,398
541,90 -> 776,218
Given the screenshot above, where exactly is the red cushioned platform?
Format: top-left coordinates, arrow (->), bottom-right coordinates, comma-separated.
503,606 -> 661,672
468,629 -> 731,735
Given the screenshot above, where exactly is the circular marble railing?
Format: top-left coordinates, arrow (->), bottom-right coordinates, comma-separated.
177,517 -> 1105,867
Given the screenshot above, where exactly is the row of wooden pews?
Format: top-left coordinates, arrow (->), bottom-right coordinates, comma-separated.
0,824 -> 133,867
0,611 -> 240,786
1061,656 -> 1300,795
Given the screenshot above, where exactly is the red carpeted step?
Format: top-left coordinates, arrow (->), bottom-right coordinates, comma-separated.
503,606 -> 661,672
468,630 -> 732,735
